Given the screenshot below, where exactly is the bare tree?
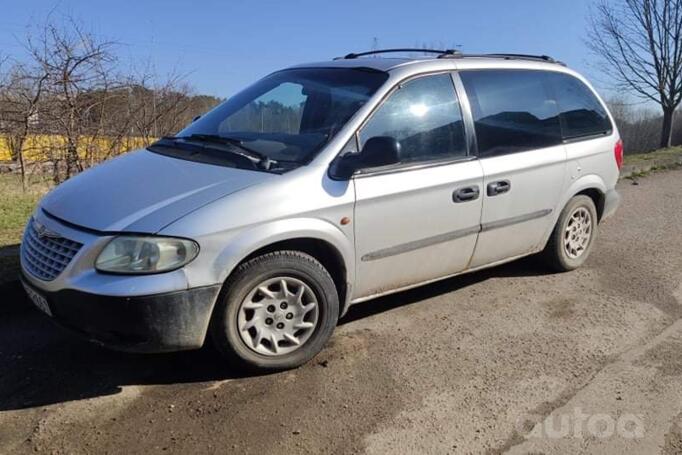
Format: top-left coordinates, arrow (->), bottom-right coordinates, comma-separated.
26,18 -> 121,182
588,0 -> 682,148
0,16 -> 220,185
0,62 -> 48,188
125,68 -> 195,145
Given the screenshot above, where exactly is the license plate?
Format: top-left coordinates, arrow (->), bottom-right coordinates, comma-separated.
22,283 -> 52,317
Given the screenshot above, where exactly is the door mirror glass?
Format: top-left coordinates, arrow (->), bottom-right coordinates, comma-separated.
357,135 -> 401,168
330,136 -> 401,180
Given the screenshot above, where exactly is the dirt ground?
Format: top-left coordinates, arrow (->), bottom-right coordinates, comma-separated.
1,169 -> 681,454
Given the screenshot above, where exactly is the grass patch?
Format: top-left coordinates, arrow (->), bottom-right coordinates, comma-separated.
625,170 -> 651,180
624,146 -> 682,165
0,174 -> 50,285
0,174 -> 51,248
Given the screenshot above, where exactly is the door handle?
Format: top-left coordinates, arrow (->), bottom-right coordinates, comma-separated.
452,185 -> 480,203
487,180 -> 511,196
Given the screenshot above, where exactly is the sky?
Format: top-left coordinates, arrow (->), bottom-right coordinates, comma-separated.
0,0 -> 602,99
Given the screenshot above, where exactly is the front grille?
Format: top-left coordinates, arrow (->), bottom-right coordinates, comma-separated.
21,218 -> 83,281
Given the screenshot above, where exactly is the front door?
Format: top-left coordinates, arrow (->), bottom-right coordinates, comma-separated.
351,73 -> 484,299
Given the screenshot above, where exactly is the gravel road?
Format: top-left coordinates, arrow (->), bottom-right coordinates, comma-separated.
1,169 -> 681,454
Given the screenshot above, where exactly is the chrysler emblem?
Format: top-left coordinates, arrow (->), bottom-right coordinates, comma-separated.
33,219 -> 60,239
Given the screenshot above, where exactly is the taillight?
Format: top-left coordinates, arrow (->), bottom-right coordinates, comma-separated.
614,139 -> 624,170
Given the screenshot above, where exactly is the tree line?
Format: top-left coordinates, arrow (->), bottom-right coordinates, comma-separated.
0,17 -> 221,187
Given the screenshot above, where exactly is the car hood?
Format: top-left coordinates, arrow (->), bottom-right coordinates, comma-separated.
41,149 -> 276,233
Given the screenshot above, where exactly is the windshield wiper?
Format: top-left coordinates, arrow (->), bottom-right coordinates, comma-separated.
175,134 -> 275,170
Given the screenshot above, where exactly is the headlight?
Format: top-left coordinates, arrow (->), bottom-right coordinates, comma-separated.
95,236 -> 199,274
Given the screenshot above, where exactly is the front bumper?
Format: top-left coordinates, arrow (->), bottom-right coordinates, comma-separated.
22,275 -> 221,353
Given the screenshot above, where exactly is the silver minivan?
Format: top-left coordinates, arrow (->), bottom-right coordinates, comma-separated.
20,50 -> 622,370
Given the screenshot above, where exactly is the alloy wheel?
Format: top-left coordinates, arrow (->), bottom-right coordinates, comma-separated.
563,207 -> 593,259
237,276 -> 319,356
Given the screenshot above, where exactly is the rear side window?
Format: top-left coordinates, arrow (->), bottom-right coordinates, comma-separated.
359,73 -> 467,164
548,72 -> 613,139
459,70 -> 562,157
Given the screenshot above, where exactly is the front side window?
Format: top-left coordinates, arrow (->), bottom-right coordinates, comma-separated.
460,70 -> 562,157
548,72 -> 612,139
358,73 -> 467,165
178,68 -> 388,166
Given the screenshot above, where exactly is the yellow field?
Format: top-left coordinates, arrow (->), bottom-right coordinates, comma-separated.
0,135 -> 151,161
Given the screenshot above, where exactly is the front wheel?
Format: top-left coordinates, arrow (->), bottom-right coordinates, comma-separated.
210,251 -> 339,371
542,195 -> 598,272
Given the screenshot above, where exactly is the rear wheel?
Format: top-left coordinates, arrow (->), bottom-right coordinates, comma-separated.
543,195 -> 598,272
210,251 -> 339,371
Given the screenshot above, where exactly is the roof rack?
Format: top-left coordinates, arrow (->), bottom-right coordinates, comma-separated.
463,53 -> 565,65
334,49 -> 566,66
335,48 -> 462,60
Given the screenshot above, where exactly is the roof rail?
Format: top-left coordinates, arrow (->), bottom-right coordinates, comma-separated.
333,49 -> 566,66
466,53 -> 566,66
335,48 -> 462,60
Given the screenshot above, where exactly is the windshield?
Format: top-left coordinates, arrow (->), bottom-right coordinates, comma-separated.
176,68 -> 388,168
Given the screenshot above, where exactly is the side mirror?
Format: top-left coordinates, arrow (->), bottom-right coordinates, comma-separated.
330,136 -> 401,180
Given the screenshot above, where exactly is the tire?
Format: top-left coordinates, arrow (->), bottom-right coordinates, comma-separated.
542,195 -> 599,272
210,250 -> 339,371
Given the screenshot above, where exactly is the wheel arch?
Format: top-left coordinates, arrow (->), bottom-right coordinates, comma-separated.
575,187 -> 606,221
241,238 -> 349,316
539,174 -> 608,248
560,174 -> 608,221
212,218 -> 355,318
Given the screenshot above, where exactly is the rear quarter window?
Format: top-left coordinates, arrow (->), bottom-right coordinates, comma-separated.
548,72 -> 613,140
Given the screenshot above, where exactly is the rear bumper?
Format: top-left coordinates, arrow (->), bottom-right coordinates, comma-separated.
602,189 -> 621,220
22,275 -> 221,353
